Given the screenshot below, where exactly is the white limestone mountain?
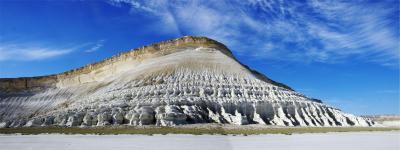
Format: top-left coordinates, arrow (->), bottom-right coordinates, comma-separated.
0,36 -> 374,128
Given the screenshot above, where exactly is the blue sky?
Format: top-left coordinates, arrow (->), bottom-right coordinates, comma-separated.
0,0 -> 398,115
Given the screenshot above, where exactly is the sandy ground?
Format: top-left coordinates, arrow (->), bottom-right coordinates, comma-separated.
0,132 -> 399,150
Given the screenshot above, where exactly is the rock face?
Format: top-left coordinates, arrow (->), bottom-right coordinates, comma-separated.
0,36 -> 374,127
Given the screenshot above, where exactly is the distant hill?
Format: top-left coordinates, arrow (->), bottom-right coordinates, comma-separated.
363,115 -> 400,127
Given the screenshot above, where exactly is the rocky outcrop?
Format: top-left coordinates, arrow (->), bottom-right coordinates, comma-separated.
0,36 -> 374,127
0,36 -> 233,92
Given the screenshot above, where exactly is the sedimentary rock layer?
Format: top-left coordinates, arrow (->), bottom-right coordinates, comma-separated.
0,36 -> 373,128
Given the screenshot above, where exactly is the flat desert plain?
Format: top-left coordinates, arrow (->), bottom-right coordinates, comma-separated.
1,131 -> 399,150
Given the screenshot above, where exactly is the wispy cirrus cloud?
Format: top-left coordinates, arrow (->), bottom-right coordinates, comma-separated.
107,0 -> 181,35
85,40 -> 105,53
0,41 -> 98,61
0,48 -> 72,61
0,45 -> 73,61
107,0 -> 399,67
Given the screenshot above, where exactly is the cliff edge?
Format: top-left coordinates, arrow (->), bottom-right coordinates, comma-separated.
0,36 -> 290,92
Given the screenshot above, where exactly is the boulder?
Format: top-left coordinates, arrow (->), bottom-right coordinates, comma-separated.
82,114 -> 93,126
66,114 -> 83,127
112,112 -> 124,124
181,105 -> 206,123
126,107 -> 155,125
97,112 -> 111,126
0,121 -> 10,128
155,105 -> 187,126
221,108 -> 248,125
54,114 -> 68,126
25,118 -> 43,127
42,116 -> 55,126
138,106 -> 155,125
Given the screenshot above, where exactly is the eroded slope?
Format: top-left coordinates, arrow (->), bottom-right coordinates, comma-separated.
0,36 -> 373,127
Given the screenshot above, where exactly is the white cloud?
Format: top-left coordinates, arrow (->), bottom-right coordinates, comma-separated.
110,0 -> 182,35
0,47 -> 72,61
85,40 -> 105,53
305,0 -> 399,62
0,42 -> 92,61
107,0 -> 399,67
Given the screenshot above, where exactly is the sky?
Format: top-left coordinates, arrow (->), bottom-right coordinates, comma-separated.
0,0 -> 398,115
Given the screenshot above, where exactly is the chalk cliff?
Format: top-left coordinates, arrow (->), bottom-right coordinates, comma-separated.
0,36 -> 374,127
